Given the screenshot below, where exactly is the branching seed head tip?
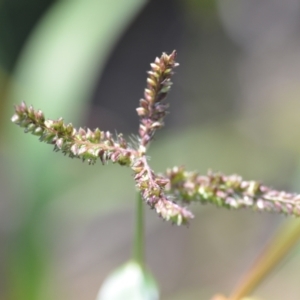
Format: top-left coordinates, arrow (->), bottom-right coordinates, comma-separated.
11,51 -> 300,226
136,51 -> 179,149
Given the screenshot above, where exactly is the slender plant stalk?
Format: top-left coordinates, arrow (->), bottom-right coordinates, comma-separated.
133,192 -> 144,269
229,220 -> 300,300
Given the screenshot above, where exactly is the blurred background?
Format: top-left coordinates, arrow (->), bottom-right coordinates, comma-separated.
1,0 -> 300,299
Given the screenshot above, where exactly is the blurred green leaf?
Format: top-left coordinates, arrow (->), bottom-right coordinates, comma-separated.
6,0 -> 146,190
3,1 -> 146,299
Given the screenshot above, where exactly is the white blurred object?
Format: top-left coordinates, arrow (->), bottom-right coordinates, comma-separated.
97,261 -> 159,300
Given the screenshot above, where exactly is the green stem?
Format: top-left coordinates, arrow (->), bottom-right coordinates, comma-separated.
133,192 -> 144,269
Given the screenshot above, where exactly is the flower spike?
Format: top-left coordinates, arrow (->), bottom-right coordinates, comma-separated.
11,102 -> 136,166
11,51 -> 300,225
137,50 -> 179,151
164,167 -> 300,217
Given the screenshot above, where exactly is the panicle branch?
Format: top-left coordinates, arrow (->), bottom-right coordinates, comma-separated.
11,102 -> 136,166
132,156 -> 194,225
164,166 -> 300,216
131,50 -> 194,225
12,51 -> 300,226
136,50 -> 178,152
